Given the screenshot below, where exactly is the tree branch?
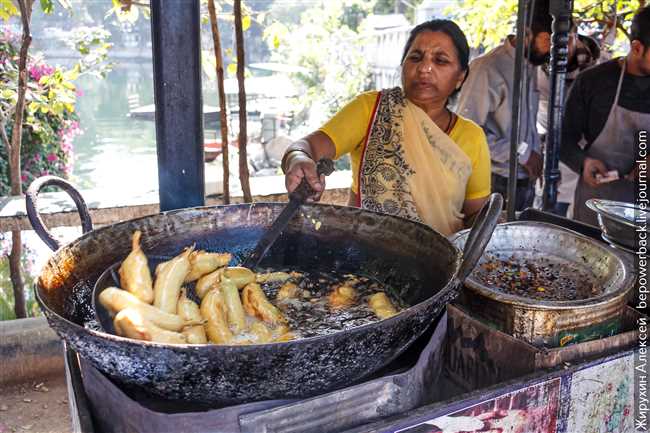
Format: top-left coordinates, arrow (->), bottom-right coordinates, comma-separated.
8,0 -> 34,319
579,8 -> 635,32
616,20 -> 631,41
208,0 -> 231,205
10,230 -> 26,318
234,0 -> 252,203
10,0 -> 34,196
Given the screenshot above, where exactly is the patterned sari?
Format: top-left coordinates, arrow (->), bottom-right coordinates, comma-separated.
357,87 -> 472,236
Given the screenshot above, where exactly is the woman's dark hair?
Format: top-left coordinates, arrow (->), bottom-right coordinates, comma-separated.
400,19 -> 470,99
529,1 -> 552,37
631,6 -> 650,51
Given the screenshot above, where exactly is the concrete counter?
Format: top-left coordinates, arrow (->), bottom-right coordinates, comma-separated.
0,317 -> 64,385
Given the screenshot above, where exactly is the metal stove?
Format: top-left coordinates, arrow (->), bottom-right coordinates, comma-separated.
64,312 -> 448,433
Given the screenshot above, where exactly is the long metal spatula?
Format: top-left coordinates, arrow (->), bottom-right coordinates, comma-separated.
242,158 -> 335,269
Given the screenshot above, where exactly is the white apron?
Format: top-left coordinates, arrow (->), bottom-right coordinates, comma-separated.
574,60 -> 650,226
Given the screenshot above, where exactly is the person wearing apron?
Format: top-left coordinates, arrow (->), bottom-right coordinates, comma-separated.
560,6 -> 650,226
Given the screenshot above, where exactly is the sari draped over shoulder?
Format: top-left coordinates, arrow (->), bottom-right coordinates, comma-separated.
358,87 -> 472,236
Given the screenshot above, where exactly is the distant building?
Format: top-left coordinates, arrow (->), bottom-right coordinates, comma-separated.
364,14 -> 411,89
365,2 -> 460,89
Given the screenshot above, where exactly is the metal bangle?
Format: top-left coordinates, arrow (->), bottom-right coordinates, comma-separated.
281,149 -> 313,174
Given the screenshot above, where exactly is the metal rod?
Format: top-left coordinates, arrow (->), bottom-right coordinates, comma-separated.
507,0 -> 530,221
150,0 -> 205,211
543,0 -> 573,211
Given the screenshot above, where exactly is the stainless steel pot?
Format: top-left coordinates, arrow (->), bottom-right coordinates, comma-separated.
586,199 -> 643,252
450,221 -> 636,347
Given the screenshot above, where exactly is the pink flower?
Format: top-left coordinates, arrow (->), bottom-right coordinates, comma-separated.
42,65 -> 55,76
46,153 -> 58,162
28,64 -> 55,82
21,174 -> 28,182
28,65 -> 42,81
76,88 -> 84,97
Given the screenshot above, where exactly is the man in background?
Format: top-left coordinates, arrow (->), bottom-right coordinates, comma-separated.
560,6 -> 650,225
457,11 -> 552,211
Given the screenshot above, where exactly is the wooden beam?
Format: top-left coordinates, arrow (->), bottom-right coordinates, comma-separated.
0,185 -> 351,232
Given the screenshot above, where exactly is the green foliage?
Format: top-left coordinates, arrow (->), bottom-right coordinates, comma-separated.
0,29 -> 82,195
445,0 -> 517,49
106,0 -> 146,24
573,0 -> 642,55
448,0 -> 641,52
0,234 -> 39,320
1,0 -> 71,21
64,26 -> 114,77
373,0 -> 396,14
40,0 -> 54,14
264,0 -> 374,124
0,11 -> 111,195
0,0 -> 18,21
200,0 -> 262,80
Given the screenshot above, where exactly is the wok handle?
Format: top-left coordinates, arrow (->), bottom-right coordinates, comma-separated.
457,193 -> 503,283
289,158 -> 335,202
25,176 -> 93,251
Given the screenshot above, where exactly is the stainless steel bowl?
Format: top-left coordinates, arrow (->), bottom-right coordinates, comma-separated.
586,199 -> 643,251
450,221 -> 636,347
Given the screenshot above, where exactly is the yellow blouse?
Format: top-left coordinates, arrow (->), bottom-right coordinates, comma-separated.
319,90 -> 491,200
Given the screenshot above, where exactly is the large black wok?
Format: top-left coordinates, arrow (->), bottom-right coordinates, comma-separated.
26,176 -> 501,405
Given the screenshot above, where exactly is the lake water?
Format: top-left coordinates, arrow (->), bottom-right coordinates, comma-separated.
69,61 -> 266,194
71,62 -> 158,193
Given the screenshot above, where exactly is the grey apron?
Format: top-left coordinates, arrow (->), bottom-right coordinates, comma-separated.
574,59 -> 650,226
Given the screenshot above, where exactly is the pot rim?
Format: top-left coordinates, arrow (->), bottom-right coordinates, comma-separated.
450,221 -> 636,310
586,199 -> 642,231
36,201 -> 463,349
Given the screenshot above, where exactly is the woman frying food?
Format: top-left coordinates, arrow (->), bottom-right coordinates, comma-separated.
282,19 -> 491,236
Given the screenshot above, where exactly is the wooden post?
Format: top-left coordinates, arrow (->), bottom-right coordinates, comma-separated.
150,0 -> 205,211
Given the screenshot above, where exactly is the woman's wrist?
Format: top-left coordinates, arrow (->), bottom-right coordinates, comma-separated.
281,149 -> 314,173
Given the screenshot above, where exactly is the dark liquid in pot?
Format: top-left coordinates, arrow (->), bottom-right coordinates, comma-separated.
474,255 -> 601,301
257,269 -> 406,339
88,262 -> 406,341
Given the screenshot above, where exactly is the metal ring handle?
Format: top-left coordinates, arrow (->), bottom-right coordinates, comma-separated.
25,176 -> 93,251
457,193 -> 503,283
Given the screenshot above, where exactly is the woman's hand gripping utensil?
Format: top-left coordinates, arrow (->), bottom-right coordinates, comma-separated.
242,159 -> 335,269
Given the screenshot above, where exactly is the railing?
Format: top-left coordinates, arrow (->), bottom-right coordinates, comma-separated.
0,172 -> 352,232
